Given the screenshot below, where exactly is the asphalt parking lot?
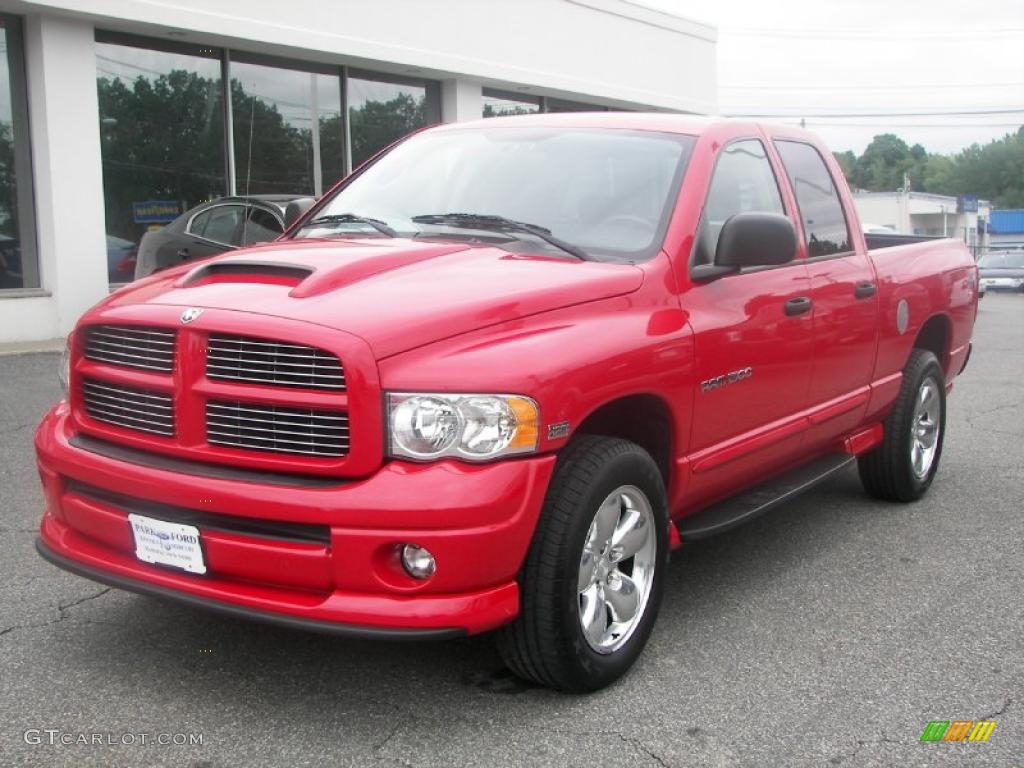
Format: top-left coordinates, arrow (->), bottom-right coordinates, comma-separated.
1,294 -> 1021,767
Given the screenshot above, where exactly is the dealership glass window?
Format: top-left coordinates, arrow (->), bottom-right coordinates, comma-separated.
0,15 -> 37,291
96,34 -> 225,281
482,89 -> 541,118
347,73 -> 434,169
230,56 -> 343,196
545,98 -> 608,113
774,140 -> 852,257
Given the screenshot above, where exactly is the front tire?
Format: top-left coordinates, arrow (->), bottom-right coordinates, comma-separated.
497,435 -> 669,692
858,349 -> 946,502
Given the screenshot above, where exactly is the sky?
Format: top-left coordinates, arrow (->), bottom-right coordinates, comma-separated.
636,0 -> 1024,156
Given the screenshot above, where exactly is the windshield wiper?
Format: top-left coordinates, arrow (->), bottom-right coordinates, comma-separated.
411,213 -> 589,261
302,213 -> 398,238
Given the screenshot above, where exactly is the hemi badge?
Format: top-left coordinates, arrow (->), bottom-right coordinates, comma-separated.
547,421 -> 570,440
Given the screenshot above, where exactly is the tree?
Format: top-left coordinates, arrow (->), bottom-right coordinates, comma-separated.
833,127 -> 1024,207
833,150 -> 857,186
98,70 -> 227,240
850,134 -> 923,191
349,93 -> 426,168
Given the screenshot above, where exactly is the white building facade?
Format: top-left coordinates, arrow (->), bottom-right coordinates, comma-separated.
0,0 -> 717,344
853,190 -> 991,255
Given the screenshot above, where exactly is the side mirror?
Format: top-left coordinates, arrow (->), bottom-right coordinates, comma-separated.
284,197 -> 317,228
715,212 -> 797,269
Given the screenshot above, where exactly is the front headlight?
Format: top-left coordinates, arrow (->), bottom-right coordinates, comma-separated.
58,336 -> 71,396
387,393 -> 539,461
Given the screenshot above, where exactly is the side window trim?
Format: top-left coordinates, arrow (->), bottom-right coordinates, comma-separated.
688,137 -> 795,278
252,203 -> 286,231
186,202 -> 245,247
772,138 -> 855,261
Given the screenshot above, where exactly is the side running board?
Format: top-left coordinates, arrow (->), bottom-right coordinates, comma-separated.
675,453 -> 856,540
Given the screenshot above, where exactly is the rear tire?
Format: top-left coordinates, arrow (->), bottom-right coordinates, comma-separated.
858,349 -> 946,502
497,435 -> 668,692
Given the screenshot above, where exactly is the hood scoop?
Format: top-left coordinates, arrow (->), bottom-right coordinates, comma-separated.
180,260 -> 315,288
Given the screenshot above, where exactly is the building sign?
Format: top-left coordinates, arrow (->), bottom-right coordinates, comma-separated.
957,195 -> 978,214
132,200 -> 184,224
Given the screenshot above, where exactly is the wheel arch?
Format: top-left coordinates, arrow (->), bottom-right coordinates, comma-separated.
572,393 -> 675,493
912,312 -> 952,374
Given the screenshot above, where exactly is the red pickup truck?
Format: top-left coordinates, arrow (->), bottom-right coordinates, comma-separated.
35,114 -> 978,692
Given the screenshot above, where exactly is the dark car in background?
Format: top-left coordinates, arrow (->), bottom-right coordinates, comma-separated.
978,250 -> 1024,293
134,195 -> 311,279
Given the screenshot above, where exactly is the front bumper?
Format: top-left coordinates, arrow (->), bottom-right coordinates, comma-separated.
36,403 -> 556,636
979,277 -> 1024,292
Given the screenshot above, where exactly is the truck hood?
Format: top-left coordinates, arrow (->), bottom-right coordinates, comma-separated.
106,238 -> 645,358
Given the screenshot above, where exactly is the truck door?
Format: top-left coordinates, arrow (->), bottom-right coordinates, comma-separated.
773,140 -> 877,447
684,139 -> 814,509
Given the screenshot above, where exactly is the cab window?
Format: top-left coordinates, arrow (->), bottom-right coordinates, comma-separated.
189,204 -> 245,245
774,140 -> 852,257
693,140 -> 784,266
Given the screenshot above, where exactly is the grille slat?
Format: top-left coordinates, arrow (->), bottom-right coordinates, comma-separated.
82,392 -> 173,415
85,325 -> 176,372
206,401 -> 348,458
206,334 -> 345,391
83,378 -> 174,437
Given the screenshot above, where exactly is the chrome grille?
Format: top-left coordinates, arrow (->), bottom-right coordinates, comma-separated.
206,401 -> 349,458
206,334 -> 345,391
82,379 -> 174,437
84,325 -> 176,372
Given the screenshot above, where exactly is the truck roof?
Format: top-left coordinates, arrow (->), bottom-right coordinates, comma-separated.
438,112 -> 819,144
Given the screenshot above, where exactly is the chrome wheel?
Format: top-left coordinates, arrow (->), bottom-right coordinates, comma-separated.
577,485 -> 657,654
910,378 -> 941,479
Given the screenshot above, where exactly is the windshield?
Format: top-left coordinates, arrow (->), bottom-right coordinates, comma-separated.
979,252 -> 1024,269
293,126 -> 696,262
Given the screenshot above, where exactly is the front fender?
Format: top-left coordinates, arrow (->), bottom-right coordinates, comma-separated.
376,268 -> 695,460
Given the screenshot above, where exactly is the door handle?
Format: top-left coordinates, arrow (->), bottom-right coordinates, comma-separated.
784,296 -> 813,316
854,281 -> 877,299
177,248 -> 190,260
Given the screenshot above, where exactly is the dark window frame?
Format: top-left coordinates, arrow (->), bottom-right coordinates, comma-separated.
0,14 -> 39,293
773,138 -> 855,261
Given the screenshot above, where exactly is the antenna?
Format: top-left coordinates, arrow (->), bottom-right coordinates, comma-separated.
241,96 -> 256,245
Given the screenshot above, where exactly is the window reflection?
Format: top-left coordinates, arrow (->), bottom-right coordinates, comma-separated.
482,90 -> 540,118
545,98 -> 608,113
96,39 -> 224,281
230,60 -> 342,195
0,16 -> 34,289
348,76 -> 428,168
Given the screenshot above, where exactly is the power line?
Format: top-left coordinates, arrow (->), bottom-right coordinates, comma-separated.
790,122 -> 1022,129
725,108 -> 1024,118
723,26 -> 1024,40
722,82 -> 1024,92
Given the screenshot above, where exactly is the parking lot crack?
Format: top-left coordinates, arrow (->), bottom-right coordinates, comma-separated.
0,588 -> 111,641
828,734 -> 903,765
373,721 -> 403,752
615,733 -> 671,768
58,587 -> 111,613
980,696 -> 1012,720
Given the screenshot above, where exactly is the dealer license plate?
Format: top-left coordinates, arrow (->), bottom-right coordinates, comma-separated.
128,513 -> 206,575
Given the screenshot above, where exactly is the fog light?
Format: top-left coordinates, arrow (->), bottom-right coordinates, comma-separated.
401,544 -> 436,580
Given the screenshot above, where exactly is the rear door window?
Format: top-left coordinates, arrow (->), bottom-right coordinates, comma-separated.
240,206 -> 284,245
189,204 -> 245,245
774,141 -> 852,257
